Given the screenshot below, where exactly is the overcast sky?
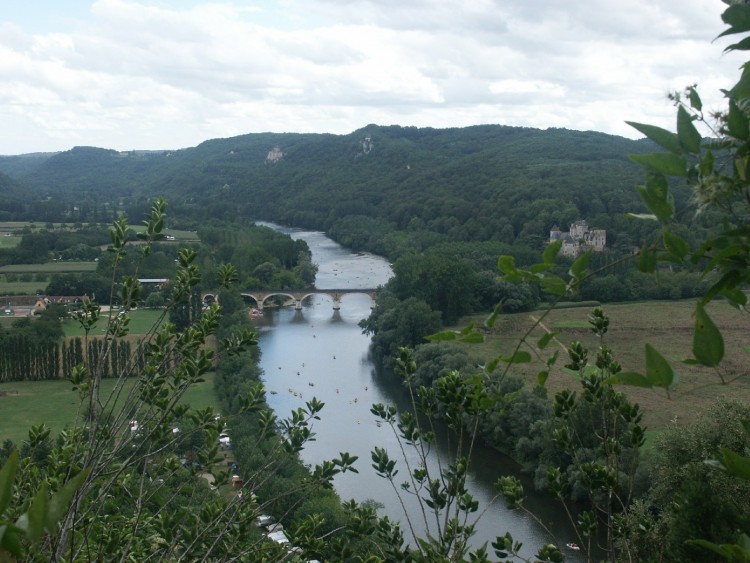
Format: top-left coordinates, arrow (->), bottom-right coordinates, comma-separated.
0,0 -> 744,155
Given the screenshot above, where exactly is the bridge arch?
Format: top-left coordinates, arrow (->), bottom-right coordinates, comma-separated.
216,289 -> 379,311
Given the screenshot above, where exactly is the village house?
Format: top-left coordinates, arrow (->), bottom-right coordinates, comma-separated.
549,220 -> 606,257
33,295 -> 88,314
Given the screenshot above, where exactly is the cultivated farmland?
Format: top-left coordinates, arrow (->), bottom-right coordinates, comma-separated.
455,299 -> 750,431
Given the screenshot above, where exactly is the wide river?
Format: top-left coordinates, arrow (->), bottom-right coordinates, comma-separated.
254,224 -> 583,561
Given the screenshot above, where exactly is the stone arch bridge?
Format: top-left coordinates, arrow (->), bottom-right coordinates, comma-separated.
202,288 -> 377,311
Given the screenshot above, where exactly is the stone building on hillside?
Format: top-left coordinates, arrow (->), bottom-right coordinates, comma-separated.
266,146 -> 283,164
549,220 -> 606,257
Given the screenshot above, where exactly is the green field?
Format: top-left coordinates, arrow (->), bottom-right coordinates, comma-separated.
62,308 -> 165,337
129,225 -> 200,242
452,299 -> 750,431
0,221 -> 103,231
0,308 -> 166,334
0,306 -> 211,444
0,235 -> 21,248
0,372 -> 218,445
0,281 -> 48,294
0,262 -> 98,273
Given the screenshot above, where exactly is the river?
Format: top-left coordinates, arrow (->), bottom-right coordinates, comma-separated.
254,224 -> 583,561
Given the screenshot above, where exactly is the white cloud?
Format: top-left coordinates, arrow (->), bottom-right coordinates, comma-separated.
0,0 -> 745,154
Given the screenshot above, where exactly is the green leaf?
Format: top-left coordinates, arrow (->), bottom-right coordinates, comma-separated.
460,333 -> 484,344
726,35 -> 750,52
611,371 -> 653,388
719,3 -> 750,39
687,86 -> 702,112
543,239 -> 562,264
537,332 -> 558,350
569,251 -> 591,282
692,303 -> 724,367
634,171 -> 675,222
644,343 -> 678,390
536,370 -> 549,387
0,524 -> 23,557
0,450 -> 18,514
540,276 -> 567,297
497,255 -> 517,276
701,270 -> 742,305
45,469 -> 90,533
718,447 -> 750,480
687,538 -> 750,561
728,63 -> 750,99
485,302 -> 502,329
637,245 -> 656,273
723,288 -> 748,309
16,484 -> 48,542
426,331 -> 457,342
727,99 -> 750,140
629,152 -> 687,177
677,105 -> 702,153
546,350 -> 559,368
626,121 -> 682,153
459,322 -> 475,336
499,351 -> 532,364
688,538 -> 750,561
699,149 -> 715,176
529,262 -> 555,274
663,230 -> 690,261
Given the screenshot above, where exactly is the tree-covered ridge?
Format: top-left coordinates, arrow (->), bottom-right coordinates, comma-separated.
0,171 -> 26,217
0,125 -> 680,253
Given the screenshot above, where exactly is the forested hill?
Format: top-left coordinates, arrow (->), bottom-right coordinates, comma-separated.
0,171 -> 26,209
0,124 -> 681,253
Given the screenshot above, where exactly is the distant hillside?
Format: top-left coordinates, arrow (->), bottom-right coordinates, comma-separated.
0,171 -> 27,219
0,124 -> 688,254
0,152 -> 57,177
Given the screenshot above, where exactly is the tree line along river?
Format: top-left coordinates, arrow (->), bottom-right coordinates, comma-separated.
254,223 -> 583,561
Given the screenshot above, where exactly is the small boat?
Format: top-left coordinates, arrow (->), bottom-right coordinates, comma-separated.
566,543 -> 580,551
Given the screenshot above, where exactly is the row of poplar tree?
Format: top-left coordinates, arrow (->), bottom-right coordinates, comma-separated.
0,337 -> 140,382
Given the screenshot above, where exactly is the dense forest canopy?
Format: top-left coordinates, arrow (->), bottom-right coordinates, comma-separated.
0,124 -> 692,255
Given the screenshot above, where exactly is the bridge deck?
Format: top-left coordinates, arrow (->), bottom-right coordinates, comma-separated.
202,288 -> 378,310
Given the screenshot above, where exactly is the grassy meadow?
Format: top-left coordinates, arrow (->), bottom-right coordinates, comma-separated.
62,308 -> 165,337
0,262 -> 95,295
0,307 -> 218,444
0,262 -> 98,274
0,373 -> 217,445
128,224 -> 201,242
452,299 -> 750,431
0,235 -> 21,249
0,281 -> 48,295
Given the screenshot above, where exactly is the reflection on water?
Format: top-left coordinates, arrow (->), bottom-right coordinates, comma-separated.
253,223 -> 584,561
